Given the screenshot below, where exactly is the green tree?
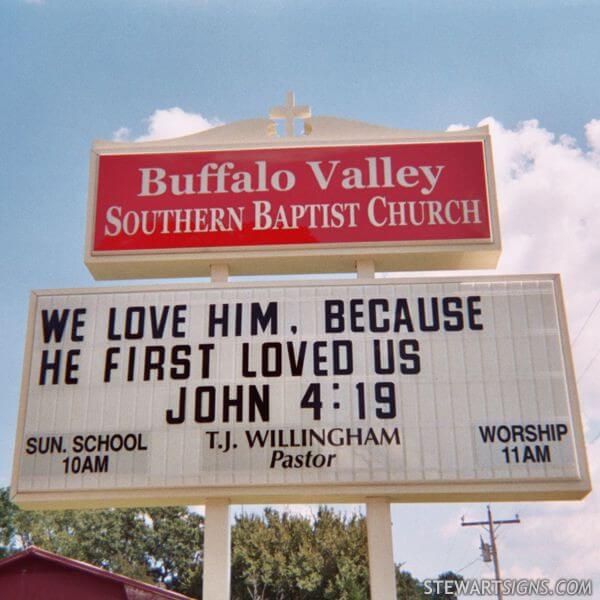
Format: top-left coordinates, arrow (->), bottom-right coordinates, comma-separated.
231,507 -> 369,600
144,506 -> 203,596
2,488 -> 460,600
430,571 -> 464,600
0,487 -> 203,597
231,508 -> 322,600
395,565 -> 426,599
312,507 -> 369,600
0,488 -> 16,559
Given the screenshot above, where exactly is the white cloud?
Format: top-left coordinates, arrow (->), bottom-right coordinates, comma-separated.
483,117 -> 600,282
585,119 -> 600,154
112,127 -> 131,142
389,118 -> 600,303
439,505 -> 471,539
231,503 -> 363,522
279,504 -> 318,519
478,118 -> 600,424
137,107 -> 222,141
112,107 -> 222,142
499,440 -> 600,587
446,123 -> 470,132
439,444 -> 600,588
444,117 -> 600,422
433,118 -> 600,586
505,564 -> 548,580
189,505 -> 205,517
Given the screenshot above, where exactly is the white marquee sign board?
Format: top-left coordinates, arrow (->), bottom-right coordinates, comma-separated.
11,275 -> 590,509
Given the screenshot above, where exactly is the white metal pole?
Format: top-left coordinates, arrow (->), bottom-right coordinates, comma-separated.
366,498 -> 396,600
356,258 -> 376,279
203,267 -> 231,600
358,260 -> 397,598
203,498 -> 231,600
210,263 -> 230,283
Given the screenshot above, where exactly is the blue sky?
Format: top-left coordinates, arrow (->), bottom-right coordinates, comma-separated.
2,0 -> 600,592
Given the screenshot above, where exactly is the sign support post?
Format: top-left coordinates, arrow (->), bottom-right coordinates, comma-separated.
201,265 -> 232,600
357,263 -> 397,598
202,498 -> 231,600
356,259 -> 376,279
366,498 -> 396,599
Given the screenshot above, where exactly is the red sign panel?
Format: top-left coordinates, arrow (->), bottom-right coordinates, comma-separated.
92,141 -> 491,253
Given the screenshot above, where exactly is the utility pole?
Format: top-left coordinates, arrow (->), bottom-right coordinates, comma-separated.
461,505 -> 520,600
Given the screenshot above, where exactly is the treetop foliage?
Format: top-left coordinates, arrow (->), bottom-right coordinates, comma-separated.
0,488 -> 461,599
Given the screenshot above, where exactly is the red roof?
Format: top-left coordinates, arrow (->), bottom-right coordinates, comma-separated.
0,546 -> 195,600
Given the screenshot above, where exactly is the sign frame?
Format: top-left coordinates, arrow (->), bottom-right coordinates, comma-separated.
84,119 -> 502,280
11,274 -> 591,510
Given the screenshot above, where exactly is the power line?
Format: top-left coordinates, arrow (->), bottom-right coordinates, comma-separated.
577,344 -> 600,384
456,556 -> 481,574
570,296 -> 600,391
589,431 -> 600,444
572,297 -> 600,346
494,524 -> 515,544
442,527 -> 459,568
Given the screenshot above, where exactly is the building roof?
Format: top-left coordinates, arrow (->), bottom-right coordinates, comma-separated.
0,546 -> 195,600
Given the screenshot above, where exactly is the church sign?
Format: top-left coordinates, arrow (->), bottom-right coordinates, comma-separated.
11,275 -> 590,509
85,123 -> 501,279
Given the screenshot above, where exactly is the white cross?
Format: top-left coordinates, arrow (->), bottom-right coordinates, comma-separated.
269,91 -> 311,137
